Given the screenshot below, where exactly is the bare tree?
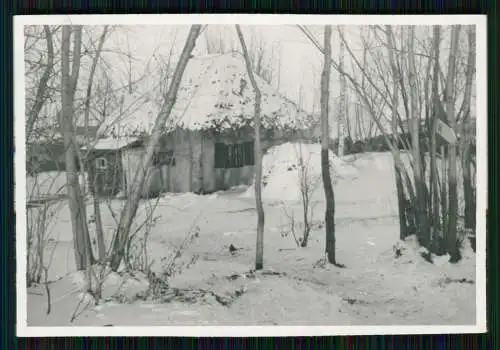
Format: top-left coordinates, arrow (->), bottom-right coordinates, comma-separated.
296,144 -> 321,247
385,26 -> 411,240
460,26 -> 476,234
428,25 -> 441,252
320,26 -> 338,265
109,25 -> 202,271
236,25 -> 265,270
337,25 -> 347,157
445,25 -> 461,262
299,25 -> 474,261
408,26 -> 430,247
60,25 -> 94,270
83,26 -> 109,261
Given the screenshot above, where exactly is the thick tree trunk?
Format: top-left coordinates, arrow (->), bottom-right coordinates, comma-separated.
320,26 -> 337,265
109,25 -> 201,271
61,26 -> 93,270
445,26 -> 461,262
236,25 -> 265,270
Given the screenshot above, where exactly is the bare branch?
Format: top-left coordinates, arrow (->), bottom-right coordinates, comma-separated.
26,26 -> 54,140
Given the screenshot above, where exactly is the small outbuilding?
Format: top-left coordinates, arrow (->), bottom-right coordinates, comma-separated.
89,52 -> 317,197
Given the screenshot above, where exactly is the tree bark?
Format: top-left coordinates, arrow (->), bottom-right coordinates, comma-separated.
236,25 -> 265,270
61,26 -> 93,270
445,25 -> 462,262
320,26 -> 337,265
109,25 -> 201,271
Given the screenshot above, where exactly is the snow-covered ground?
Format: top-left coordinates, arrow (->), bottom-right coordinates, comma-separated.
24,146 -> 476,327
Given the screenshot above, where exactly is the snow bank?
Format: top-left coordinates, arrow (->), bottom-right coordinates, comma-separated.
242,145 -> 469,220
242,143 -> 383,202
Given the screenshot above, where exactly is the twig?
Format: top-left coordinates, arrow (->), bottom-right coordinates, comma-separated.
69,292 -> 93,323
43,266 -> 51,314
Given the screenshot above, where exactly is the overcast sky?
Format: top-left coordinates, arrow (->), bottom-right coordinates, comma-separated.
90,24 -> 470,111
99,25 -> 329,112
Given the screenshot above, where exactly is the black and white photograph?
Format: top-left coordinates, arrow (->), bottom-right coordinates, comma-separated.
15,15 -> 487,336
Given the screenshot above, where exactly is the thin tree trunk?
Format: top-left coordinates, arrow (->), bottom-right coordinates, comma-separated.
463,143 -> 475,229
430,25 -> 442,253
236,25 -> 265,270
71,27 -> 95,265
461,26 -> 476,232
441,144 -> 448,238
84,26 -> 109,134
445,25 -> 461,262
385,26 -> 408,240
358,33 -> 368,140
109,25 -> 201,271
320,26 -> 337,265
408,26 -> 430,248
61,26 -> 93,270
26,25 -> 54,140
337,25 -> 346,157
93,174 -> 106,260
83,26 -> 109,262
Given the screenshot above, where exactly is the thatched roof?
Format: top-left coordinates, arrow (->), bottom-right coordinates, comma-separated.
99,52 -> 313,137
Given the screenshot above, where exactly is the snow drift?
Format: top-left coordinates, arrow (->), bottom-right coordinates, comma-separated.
241,142 -> 398,203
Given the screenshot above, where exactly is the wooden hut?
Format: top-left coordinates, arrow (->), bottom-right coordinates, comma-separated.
91,52 -> 316,197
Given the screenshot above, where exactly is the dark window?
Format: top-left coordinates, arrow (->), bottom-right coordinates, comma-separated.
95,157 -> 108,170
215,141 -> 254,169
153,150 -> 175,166
215,143 -> 228,168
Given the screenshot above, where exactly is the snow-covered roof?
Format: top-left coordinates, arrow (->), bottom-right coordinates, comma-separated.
81,137 -> 140,151
99,52 -> 312,136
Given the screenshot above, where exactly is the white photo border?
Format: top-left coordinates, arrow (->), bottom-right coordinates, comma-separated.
14,14 -> 488,337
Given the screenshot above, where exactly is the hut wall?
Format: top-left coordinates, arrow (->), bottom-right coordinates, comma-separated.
148,125 -> 318,195
168,130 -> 216,193
201,134 -> 216,192
168,130 -> 189,193
121,147 -> 143,195
88,150 -> 124,197
124,147 -> 165,198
